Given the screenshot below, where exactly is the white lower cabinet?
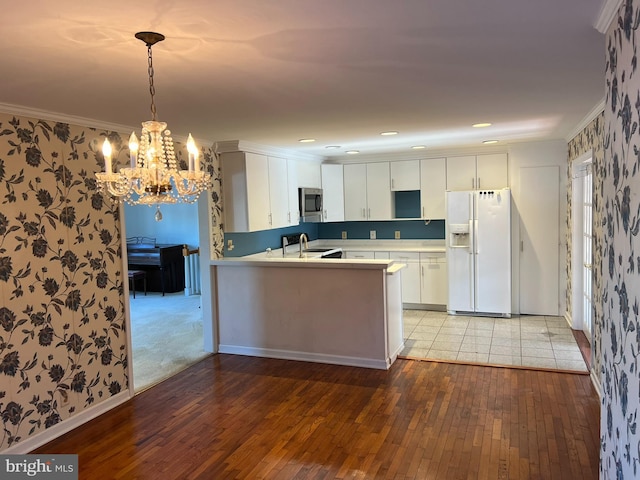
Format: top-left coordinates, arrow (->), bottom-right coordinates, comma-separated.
420,253 -> 447,305
390,252 -> 421,304
344,249 -> 447,307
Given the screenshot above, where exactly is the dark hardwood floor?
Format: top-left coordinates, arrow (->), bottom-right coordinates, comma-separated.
35,354 -> 600,479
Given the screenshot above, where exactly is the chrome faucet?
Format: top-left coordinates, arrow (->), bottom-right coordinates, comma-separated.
299,233 -> 308,258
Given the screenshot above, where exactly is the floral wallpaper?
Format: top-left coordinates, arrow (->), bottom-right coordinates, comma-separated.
0,110 -> 221,451
567,112 -> 605,383
601,1 -> 640,477
0,113 -> 127,450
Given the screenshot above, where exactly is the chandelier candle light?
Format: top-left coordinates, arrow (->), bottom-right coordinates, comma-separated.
96,32 -> 211,221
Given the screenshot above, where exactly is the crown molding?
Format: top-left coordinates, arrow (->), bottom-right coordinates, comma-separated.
213,140 -> 325,162
324,144 -> 509,164
565,98 -> 605,142
595,0 -> 623,33
0,102 -> 212,147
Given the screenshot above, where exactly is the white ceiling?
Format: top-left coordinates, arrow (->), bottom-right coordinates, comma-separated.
0,0 -> 605,157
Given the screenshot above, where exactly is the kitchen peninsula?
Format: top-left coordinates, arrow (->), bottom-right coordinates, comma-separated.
209,250 -> 405,369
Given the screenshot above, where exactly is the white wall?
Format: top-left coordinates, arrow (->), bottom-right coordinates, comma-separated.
508,140 -> 568,315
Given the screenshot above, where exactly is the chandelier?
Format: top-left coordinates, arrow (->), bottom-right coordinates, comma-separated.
95,32 -> 211,220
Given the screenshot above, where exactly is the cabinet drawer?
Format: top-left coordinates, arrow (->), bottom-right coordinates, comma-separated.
390,251 -> 420,262
420,252 -> 446,263
346,251 -> 375,259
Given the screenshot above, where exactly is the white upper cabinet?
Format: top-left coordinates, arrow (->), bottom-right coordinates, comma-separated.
343,162 -> 391,220
220,151 -> 298,232
287,159 -> 299,225
366,162 -> 392,220
446,155 -> 477,191
476,153 -> 508,190
390,160 -> 420,191
267,156 -> 289,229
343,163 -> 368,220
321,164 -> 345,222
420,158 -> 446,219
446,154 -> 508,191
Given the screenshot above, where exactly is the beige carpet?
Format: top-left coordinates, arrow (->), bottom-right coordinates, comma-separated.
129,291 -> 209,391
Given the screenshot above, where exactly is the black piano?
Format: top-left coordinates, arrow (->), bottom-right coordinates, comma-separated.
126,242 -> 185,295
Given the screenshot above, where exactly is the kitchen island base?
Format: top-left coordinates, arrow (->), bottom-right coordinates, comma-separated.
211,260 -> 404,369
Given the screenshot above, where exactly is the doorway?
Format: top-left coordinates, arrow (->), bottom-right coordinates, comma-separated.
571,153 -> 593,342
123,202 -> 207,391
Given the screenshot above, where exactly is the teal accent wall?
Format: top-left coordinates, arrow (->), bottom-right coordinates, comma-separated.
224,223 -> 319,257
224,219 -> 445,257
318,219 -> 445,240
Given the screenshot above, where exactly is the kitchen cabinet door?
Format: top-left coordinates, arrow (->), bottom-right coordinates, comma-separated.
390,160 -> 420,191
420,253 -> 447,305
321,164 -> 345,222
287,159 -> 299,225
267,156 -> 290,229
366,162 -> 392,220
420,158 -> 446,219
241,152 -> 272,232
446,155 -> 476,191
344,164 -> 368,220
390,252 -> 421,303
476,153 -> 508,190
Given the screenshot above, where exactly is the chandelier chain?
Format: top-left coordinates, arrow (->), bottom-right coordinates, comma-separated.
147,44 -> 157,121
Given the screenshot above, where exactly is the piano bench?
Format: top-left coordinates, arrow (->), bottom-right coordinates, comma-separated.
128,270 -> 147,299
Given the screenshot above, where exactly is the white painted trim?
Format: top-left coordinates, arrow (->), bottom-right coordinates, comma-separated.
2,391 -> 131,454
119,202 -> 136,398
595,0 -> 623,33
214,140 -> 324,163
591,369 -> 602,399
327,145 -> 509,164
388,341 -> 405,367
565,100 -> 605,142
218,345 -> 391,370
564,311 -> 573,328
0,102 -> 212,147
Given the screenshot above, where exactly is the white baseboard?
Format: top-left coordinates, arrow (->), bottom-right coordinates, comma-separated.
590,368 -> 602,399
2,391 -> 131,454
218,345 -> 390,370
564,311 -> 573,328
388,341 -> 406,367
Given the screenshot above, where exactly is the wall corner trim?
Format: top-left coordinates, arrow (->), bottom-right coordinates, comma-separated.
1,391 -> 131,454
594,0 -> 623,33
565,99 -> 605,142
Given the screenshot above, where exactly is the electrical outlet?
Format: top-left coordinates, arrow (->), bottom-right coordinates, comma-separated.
341,231 -> 347,240
227,239 -> 234,251
370,230 -> 376,240
395,231 -> 401,239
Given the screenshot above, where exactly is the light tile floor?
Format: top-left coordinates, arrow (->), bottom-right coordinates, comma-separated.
400,310 -> 588,372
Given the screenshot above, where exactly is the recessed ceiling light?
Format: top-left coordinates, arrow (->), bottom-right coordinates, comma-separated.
298,138 -> 316,143
346,150 -> 360,154
380,131 -> 398,136
482,140 -> 499,144
411,145 -> 426,150
473,123 -> 492,128
325,145 -> 341,149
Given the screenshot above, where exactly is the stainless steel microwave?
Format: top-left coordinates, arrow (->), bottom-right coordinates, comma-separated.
299,187 -> 323,223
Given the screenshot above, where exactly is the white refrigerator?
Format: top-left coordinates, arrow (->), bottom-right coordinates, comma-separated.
446,188 -> 511,317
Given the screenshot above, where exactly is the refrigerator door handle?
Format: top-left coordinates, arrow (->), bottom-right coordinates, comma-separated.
468,219 -> 474,254
474,219 -> 479,254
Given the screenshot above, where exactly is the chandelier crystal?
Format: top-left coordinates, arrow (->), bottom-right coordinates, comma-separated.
96,32 -> 211,214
